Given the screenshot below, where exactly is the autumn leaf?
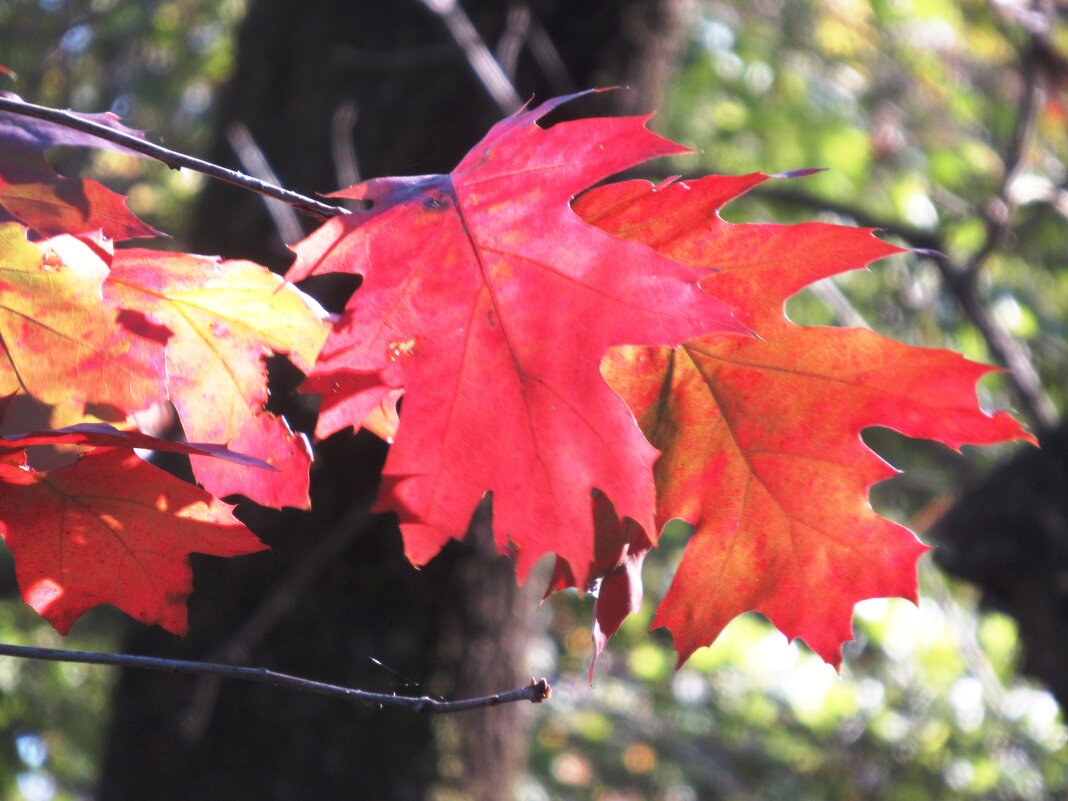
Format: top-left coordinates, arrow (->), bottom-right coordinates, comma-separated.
287,92 -> 743,585
543,490 -> 648,681
0,96 -> 157,240
570,175 -> 1035,667
0,448 -> 265,634
105,250 -> 329,509
300,364 -> 402,444
0,223 -> 167,419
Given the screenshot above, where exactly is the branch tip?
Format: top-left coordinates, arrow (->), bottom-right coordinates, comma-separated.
530,676 -> 551,702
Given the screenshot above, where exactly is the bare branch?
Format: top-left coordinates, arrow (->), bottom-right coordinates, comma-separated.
181,503 -> 374,740
961,48 -> 1044,278
419,0 -> 523,114
918,558 -> 1012,720
806,278 -> 873,330
331,100 -> 362,190
526,12 -> 577,94
496,4 -> 531,80
0,96 -> 347,221
0,642 -> 550,714
227,122 -> 305,244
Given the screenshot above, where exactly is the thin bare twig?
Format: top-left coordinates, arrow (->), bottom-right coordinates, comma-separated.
331,100 -> 362,190
934,38 -> 1054,431
918,558 -> 1013,720
181,503 -> 374,740
526,13 -> 577,94
419,0 -> 523,114
496,4 -> 531,80
0,642 -> 550,713
0,96 -> 347,221
806,278 -> 873,330
227,122 -> 305,244
959,48 -> 1043,278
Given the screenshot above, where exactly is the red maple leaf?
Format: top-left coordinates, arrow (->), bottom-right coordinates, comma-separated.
0,448 -> 265,634
105,250 -> 329,509
0,96 -> 157,240
569,174 -> 1034,667
287,93 -> 742,585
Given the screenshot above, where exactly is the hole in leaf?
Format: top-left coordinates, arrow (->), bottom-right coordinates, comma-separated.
295,272 -> 360,314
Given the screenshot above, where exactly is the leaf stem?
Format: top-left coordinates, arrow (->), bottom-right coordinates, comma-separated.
0,96 -> 348,221
0,642 -> 550,713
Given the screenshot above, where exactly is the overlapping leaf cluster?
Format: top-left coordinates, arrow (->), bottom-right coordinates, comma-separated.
0,99 -> 327,633
0,92 -> 1032,668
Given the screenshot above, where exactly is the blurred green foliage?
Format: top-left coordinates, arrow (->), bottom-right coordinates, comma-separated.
0,600 -> 120,801
1,0 -> 1067,799
0,0 -> 245,233
526,563 -> 1067,801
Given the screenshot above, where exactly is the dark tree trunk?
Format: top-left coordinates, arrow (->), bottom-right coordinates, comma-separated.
934,421 -> 1068,713
97,2 -> 694,799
